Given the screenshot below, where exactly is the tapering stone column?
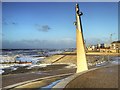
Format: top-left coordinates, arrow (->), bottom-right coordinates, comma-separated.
75,4 -> 88,73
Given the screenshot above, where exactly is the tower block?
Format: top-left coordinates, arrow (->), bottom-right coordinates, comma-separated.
75,4 -> 88,73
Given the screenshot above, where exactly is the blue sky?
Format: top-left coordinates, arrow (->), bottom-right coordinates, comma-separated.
2,2 -> 118,49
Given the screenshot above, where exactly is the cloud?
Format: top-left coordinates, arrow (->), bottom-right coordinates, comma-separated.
2,38 -> 75,49
35,24 -> 51,32
2,17 -> 18,26
11,22 -> 18,25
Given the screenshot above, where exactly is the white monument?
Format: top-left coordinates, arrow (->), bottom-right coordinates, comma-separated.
75,4 -> 88,73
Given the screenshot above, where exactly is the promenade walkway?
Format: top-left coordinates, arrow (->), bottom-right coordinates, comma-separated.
53,64 -> 119,89
65,64 -> 119,88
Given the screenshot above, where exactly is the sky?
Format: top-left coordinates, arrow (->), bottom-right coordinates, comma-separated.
2,2 -> 118,49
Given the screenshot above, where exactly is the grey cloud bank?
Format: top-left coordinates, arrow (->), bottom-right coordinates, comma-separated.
2,39 -> 75,49
2,37 -> 111,49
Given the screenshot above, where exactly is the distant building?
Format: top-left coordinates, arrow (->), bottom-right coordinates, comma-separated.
110,41 -> 120,49
97,44 -> 101,49
99,41 -> 120,53
87,45 -> 98,51
110,41 -> 120,53
87,41 -> 120,53
99,43 -> 110,52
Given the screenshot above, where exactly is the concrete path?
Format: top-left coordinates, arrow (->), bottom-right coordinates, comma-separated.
2,68 -> 76,88
3,73 -> 73,89
53,64 -> 119,89
65,65 -> 119,88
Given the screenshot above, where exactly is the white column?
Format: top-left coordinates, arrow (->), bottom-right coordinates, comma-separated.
75,4 -> 88,73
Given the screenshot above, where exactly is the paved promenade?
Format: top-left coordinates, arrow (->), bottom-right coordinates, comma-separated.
54,65 -> 120,90
2,68 -> 76,88
64,65 -> 119,88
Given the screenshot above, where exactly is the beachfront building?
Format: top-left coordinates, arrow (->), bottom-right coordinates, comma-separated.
87,44 -> 106,52
110,41 -> 120,49
87,45 -> 97,52
87,41 -> 120,53
110,41 -> 120,53
99,44 -> 110,53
